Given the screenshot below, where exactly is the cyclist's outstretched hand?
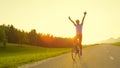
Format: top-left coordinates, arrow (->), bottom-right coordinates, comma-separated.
68,16 -> 71,20
84,11 -> 87,15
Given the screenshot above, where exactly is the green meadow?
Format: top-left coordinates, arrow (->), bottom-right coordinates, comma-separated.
113,42 -> 120,46
0,43 -> 71,68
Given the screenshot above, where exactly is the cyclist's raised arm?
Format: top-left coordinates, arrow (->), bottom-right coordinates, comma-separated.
81,11 -> 87,25
68,16 -> 76,26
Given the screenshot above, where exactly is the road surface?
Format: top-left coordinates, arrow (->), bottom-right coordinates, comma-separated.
20,44 -> 120,68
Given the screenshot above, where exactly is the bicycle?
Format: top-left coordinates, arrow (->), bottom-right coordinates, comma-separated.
71,39 -> 81,61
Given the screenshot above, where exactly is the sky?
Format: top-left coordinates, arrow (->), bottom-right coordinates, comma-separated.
0,0 -> 120,44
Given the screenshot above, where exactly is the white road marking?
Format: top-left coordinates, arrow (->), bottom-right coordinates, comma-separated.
110,56 -> 114,60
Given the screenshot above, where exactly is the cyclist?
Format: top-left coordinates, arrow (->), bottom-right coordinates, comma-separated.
68,11 -> 87,56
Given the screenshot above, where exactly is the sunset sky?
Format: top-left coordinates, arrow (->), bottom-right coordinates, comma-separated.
0,0 -> 120,44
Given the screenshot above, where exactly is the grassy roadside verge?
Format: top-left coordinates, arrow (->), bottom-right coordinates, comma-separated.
113,42 -> 120,46
0,43 -> 71,68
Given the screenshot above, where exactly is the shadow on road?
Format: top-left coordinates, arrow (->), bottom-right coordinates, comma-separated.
80,58 -> 88,68
72,58 -> 88,68
72,60 -> 78,68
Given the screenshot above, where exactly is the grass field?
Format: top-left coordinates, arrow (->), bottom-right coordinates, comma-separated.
0,43 -> 71,68
113,42 -> 120,46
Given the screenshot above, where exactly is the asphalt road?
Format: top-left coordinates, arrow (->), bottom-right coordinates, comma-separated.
20,44 -> 120,68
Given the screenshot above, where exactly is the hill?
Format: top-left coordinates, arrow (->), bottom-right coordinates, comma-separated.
100,37 -> 120,43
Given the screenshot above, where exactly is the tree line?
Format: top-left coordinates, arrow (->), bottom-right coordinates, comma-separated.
0,24 -> 73,48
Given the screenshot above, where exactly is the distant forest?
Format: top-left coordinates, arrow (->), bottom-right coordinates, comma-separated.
0,24 -> 73,48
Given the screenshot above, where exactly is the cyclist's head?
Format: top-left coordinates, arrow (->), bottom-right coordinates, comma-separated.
76,19 -> 80,25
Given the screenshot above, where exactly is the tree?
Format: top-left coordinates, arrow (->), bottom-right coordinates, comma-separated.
0,25 -> 7,48
28,29 -> 40,45
17,30 -> 29,46
6,25 -> 19,43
